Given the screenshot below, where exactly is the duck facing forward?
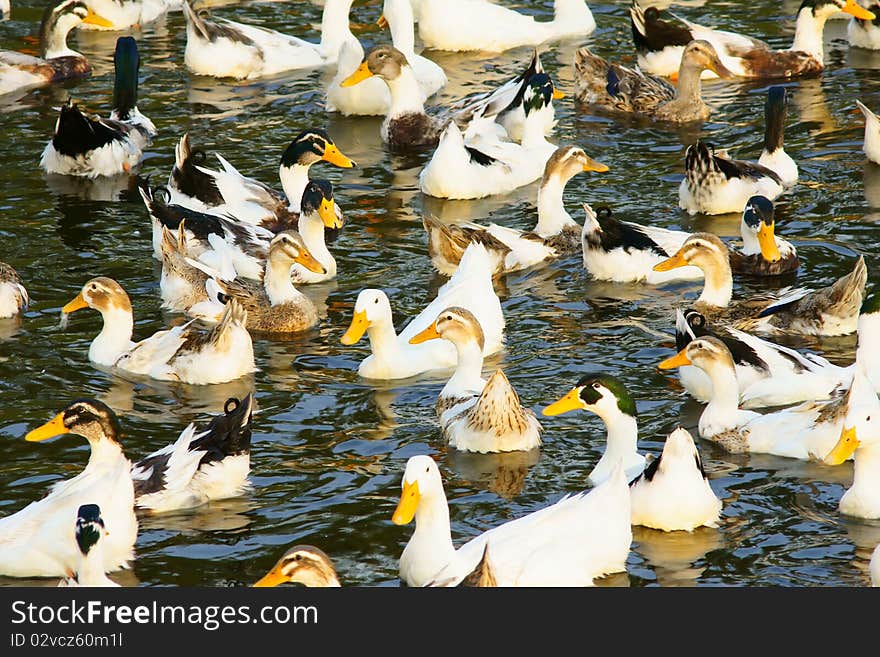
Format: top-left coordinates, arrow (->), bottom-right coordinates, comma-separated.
41,37 -> 156,178
574,39 -> 733,124
58,504 -> 119,587
253,545 -> 341,587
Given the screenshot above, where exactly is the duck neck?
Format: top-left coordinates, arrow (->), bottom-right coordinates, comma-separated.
520,109 -> 550,149
591,409 -> 639,477
442,339 -> 485,397
386,67 -> 426,118
701,360 -> 741,424
263,256 -> 303,306
535,173 -> 576,237
41,18 -> 78,59
76,541 -> 109,585
388,8 -> 416,58
319,0 -> 356,58
674,61 -> 704,105
297,212 -> 333,270
791,8 -> 828,59
366,314 -> 401,363
90,308 -> 134,366
411,487 -> 456,563
852,443 -> 880,495
697,255 -> 733,307
279,164 -> 311,213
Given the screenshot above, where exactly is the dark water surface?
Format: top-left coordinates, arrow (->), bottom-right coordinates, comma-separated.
1,0 -> 879,587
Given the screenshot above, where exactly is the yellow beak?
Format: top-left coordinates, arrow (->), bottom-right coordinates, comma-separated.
253,565 -> 288,588
658,349 -> 692,370
341,61 -> 374,88
321,143 -> 356,169
82,10 -> 114,27
583,156 -> 609,173
757,222 -> 781,263
294,247 -> 326,275
843,0 -> 876,20
824,426 -> 860,466
26,412 -> 69,442
62,292 -> 89,314
318,198 -> 343,230
340,309 -> 369,345
653,251 -> 689,272
377,14 -> 388,29
552,87 -> 565,100
542,388 -> 583,416
408,322 -> 441,345
392,480 -> 420,525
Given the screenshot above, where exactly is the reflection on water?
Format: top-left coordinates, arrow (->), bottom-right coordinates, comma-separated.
0,1 -> 879,587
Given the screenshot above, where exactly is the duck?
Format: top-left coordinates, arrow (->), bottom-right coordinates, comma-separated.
392,454 -> 631,587
0,261 -> 28,319
421,146 -> 608,275
181,0 -> 357,80
728,195 -> 798,276
658,336 -> 878,459
326,0 -> 446,116
76,0 -> 175,31
628,0 -> 876,79
253,545 -> 341,587
857,100 -> 880,165
58,504 -> 119,587
186,231 -> 325,333
41,37 -> 156,178
167,129 -> 354,232
418,73 -> 559,199
408,307 -> 541,454
0,0 -> 113,96
340,242 -> 505,380
132,394 -> 254,513
61,277 -> 256,385
410,0 -> 596,53
573,39 -> 733,124
157,222 -> 214,313
0,399 -> 137,578
873,543 -> 880,586
673,308 -> 845,408
849,1 -> 880,48
653,233 -> 866,336
541,373 -> 647,484
628,428 -> 722,532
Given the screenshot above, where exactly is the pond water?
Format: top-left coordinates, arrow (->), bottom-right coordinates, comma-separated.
1,0 -> 879,587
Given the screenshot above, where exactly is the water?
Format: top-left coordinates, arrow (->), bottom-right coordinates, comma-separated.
1,0 -> 879,587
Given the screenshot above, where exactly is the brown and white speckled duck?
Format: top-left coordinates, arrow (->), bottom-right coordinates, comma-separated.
0,262 -> 28,319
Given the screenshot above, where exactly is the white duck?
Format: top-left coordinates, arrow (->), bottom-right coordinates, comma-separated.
77,0 -> 176,30
181,0 -> 355,80
392,455 -> 631,587
0,262 -> 28,319
410,0 -> 596,53
341,242 -> 504,379
326,0 -> 446,116
62,277 -> 255,385
857,100 -> 880,165
422,146 -> 608,275
0,400 -> 137,578
409,307 -> 542,454
58,504 -> 119,587
848,1 -> 880,48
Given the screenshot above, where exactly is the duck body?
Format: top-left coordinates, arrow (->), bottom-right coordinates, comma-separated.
0,402 -> 137,578
394,455 -> 631,587
58,505 -> 119,587
849,3 -> 880,48
341,242 -> 504,380
629,428 -> 721,532
133,395 -> 253,513
78,0 -> 174,30
0,262 -> 28,318
414,0 -> 596,53
181,0 -> 353,80
41,37 -> 156,178
857,100 -> 880,165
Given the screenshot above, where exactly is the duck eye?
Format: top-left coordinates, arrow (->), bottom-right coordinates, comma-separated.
425,467 -> 429,473
373,298 -> 379,304
867,416 -> 872,422
294,554 -> 302,561
592,382 -> 600,389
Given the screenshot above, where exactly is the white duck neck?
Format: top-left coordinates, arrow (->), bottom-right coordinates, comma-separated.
42,18 -> 79,59
697,254 -> 734,307
89,307 -> 134,366
411,486 -> 456,563
535,173 -> 576,237
366,311 -> 400,362
388,6 -> 416,57
319,0 -> 356,58
386,67 -> 426,118
279,164 -> 311,214
852,443 -> 880,498
441,338 -> 485,398
590,409 -> 639,482
520,109 -> 551,149
264,255 -> 304,306
297,212 -> 334,272
790,8 -> 828,59
76,539 -> 110,585
700,360 -> 741,429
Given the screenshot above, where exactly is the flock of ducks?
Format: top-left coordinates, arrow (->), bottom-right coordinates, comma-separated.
0,0 -> 879,587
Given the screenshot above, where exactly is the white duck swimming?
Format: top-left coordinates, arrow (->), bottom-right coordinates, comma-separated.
0,261 -> 28,319
181,0 -> 355,80
392,455 -> 631,586
58,504 -> 119,587
410,0 -> 596,53
77,0 -> 176,31
848,1 -> 880,49
62,277 -> 255,385
0,400 -> 137,578
326,0 -> 446,116
422,146 -> 608,275
341,242 -> 504,380
409,307 -> 542,454
41,37 -> 156,178
659,336 -> 877,460
857,100 -> 880,165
